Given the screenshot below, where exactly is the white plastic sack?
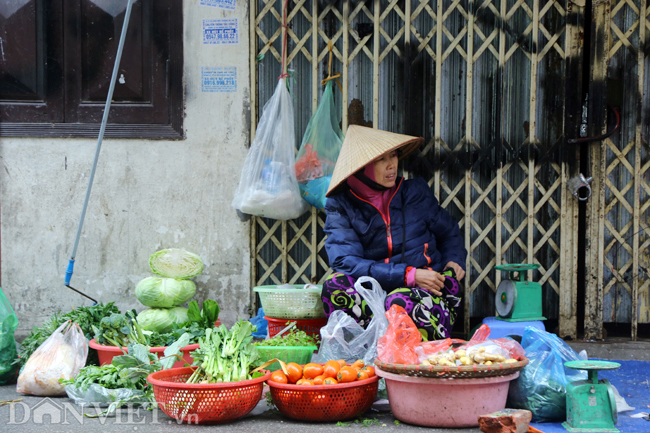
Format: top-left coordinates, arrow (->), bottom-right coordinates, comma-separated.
313,277 -> 388,365
65,383 -> 147,407
17,321 -> 88,396
232,78 -> 309,220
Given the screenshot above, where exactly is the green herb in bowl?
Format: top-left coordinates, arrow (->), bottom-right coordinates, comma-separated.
254,327 -> 319,347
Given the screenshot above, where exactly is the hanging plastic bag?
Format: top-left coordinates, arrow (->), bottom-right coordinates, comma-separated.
295,50 -> 344,210
0,287 -> 19,384
313,277 -> 388,365
506,326 -> 588,422
17,320 -> 88,396
231,77 -> 309,220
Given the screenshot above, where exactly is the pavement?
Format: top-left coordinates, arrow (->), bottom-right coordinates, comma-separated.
1,338 -> 648,432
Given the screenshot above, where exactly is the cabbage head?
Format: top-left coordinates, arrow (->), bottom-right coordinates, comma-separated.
149,248 -> 204,279
135,277 -> 196,308
137,306 -> 189,334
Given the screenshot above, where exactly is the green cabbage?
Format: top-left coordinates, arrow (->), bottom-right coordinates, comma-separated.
135,277 -> 196,308
136,306 -> 189,334
149,248 -> 204,279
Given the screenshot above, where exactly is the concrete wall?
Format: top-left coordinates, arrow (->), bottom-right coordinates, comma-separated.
1,1 -> 252,339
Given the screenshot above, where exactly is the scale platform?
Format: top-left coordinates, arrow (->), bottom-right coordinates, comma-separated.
562,360 -> 621,433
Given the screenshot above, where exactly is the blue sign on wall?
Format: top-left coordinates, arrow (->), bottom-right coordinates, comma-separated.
199,0 -> 236,10
202,67 -> 237,93
203,19 -> 239,45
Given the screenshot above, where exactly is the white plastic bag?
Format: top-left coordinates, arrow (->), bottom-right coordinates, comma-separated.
232,78 -> 309,220
313,277 -> 388,365
65,383 -> 147,407
17,321 -> 88,396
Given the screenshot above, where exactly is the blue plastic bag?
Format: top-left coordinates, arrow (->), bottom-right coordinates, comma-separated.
507,327 -> 587,422
249,308 -> 268,338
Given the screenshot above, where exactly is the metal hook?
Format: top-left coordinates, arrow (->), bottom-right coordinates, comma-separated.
567,173 -> 593,201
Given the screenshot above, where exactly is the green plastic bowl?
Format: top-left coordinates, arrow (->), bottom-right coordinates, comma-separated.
256,345 -> 317,372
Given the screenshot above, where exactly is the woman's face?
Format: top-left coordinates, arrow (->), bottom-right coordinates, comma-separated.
373,150 -> 399,188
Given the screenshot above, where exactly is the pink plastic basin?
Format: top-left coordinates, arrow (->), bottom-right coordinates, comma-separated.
89,339 -> 199,369
375,366 -> 519,428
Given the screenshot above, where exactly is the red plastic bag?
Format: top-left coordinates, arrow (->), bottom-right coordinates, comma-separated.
377,305 -> 421,364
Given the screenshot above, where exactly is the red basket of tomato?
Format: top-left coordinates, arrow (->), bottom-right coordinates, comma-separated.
267,360 -> 379,422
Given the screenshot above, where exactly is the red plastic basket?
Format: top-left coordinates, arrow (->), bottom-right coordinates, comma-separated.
146,367 -> 270,424
89,339 -> 199,369
268,375 -> 379,422
266,316 -> 328,339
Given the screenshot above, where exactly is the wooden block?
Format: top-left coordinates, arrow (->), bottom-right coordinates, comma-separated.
478,409 -> 533,433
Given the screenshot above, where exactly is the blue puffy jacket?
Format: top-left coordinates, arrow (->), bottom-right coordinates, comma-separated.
324,177 -> 467,291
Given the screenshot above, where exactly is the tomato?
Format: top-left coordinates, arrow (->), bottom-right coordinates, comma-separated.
323,360 -> 341,378
302,363 -> 324,379
336,359 -> 346,368
323,377 -> 338,385
350,359 -> 365,371
356,370 -> 369,381
361,365 -> 375,378
337,366 -> 357,383
296,378 -> 314,386
286,362 -> 303,384
270,370 -> 288,384
312,375 -> 326,385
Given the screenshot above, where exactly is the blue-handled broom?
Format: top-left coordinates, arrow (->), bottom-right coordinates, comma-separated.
64,0 -> 135,304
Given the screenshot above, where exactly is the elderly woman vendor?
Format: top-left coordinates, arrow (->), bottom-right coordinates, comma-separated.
322,125 -> 467,341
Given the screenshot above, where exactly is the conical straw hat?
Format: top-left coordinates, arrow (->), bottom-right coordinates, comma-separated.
326,125 -> 423,197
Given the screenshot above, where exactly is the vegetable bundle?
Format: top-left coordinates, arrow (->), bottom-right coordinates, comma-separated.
187,320 -> 260,384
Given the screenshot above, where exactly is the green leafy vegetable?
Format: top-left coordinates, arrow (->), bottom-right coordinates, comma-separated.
18,303 -> 120,367
92,310 -> 149,348
187,320 -> 260,384
135,277 -> 196,308
254,325 -> 319,347
187,299 -> 220,329
60,333 -> 191,416
149,248 -> 203,279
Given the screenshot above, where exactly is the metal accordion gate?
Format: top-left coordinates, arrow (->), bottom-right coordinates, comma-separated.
249,0 -> 649,339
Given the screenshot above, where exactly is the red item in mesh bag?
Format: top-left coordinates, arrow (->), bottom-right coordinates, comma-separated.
295,144 -> 323,183
377,305 -> 422,364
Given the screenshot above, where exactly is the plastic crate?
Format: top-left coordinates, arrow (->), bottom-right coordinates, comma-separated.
266,316 -> 328,340
268,374 -> 379,421
147,367 -> 270,424
256,345 -> 317,372
254,285 -> 324,319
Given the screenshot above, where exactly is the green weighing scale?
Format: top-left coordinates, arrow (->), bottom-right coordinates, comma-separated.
562,360 -> 621,432
494,264 -> 546,322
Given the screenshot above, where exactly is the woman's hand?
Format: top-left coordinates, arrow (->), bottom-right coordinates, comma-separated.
414,269 -> 445,296
445,261 -> 465,281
